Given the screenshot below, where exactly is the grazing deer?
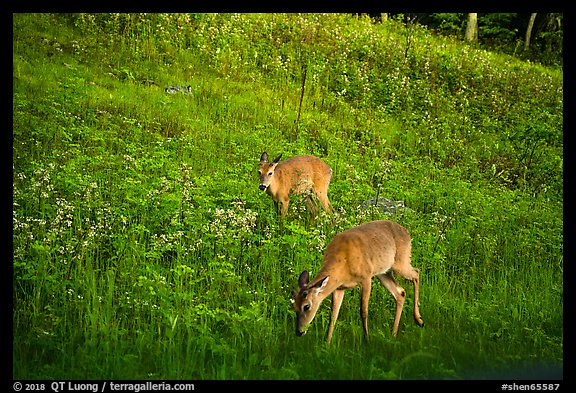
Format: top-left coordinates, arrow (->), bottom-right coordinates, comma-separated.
258,152 -> 334,218
292,220 -> 424,344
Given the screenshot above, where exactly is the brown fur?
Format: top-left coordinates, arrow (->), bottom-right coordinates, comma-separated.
258,152 -> 333,218
292,220 -> 424,344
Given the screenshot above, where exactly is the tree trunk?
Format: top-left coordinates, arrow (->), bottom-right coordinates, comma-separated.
464,13 -> 478,42
524,13 -> 537,51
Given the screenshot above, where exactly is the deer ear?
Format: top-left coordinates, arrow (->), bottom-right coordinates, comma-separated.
272,153 -> 282,164
298,270 -> 309,288
260,152 -> 269,163
312,276 -> 329,294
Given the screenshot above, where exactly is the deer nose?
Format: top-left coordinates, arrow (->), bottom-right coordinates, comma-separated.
296,330 -> 306,337
259,184 -> 267,191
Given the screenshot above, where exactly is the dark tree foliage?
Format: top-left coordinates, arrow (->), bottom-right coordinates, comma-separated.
371,13 -> 563,66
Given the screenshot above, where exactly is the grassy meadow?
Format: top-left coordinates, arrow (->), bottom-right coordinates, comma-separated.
12,13 -> 563,380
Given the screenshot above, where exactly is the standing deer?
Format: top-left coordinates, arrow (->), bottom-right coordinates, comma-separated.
292,220 -> 424,344
258,152 -> 334,218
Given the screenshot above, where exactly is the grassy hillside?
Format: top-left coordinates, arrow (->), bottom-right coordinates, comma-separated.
13,13 -> 562,380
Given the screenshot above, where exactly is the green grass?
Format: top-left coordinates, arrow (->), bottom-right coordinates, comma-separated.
13,13 -> 562,380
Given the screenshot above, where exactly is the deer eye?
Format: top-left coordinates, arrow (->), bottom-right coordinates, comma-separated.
303,304 -> 311,312
258,170 -> 262,175
268,171 -> 273,176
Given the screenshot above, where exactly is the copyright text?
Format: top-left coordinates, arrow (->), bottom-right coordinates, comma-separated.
12,382 -> 195,393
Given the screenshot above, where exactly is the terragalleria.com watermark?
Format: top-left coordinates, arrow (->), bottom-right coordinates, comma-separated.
13,381 -> 195,393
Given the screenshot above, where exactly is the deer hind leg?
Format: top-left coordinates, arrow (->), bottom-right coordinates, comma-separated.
411,268 -> 424,327
392,265 -> 424,328
315,189 -> 334,213
377,272 -> 406,337
304,193 -> 319,216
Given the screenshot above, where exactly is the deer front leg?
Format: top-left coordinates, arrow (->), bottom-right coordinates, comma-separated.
273,200 -> 280,214
275,194 -> 290,218
327,289 -> 345,345
359,279 -> 372,340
